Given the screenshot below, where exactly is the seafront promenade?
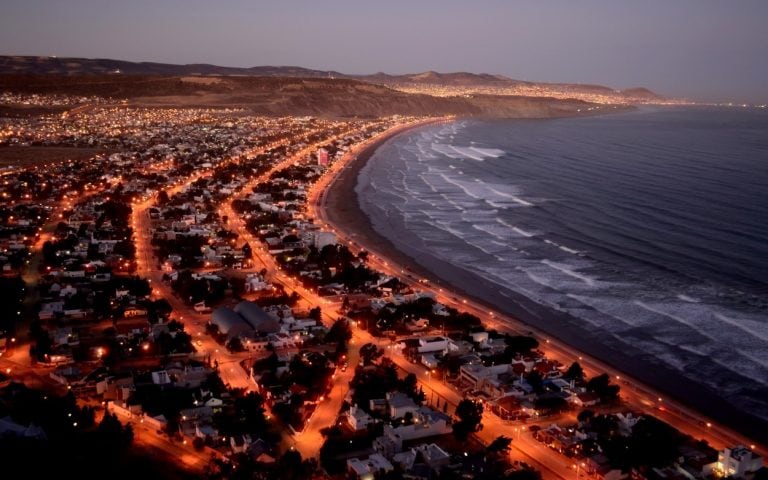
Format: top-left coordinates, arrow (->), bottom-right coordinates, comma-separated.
310,120 -> 768,466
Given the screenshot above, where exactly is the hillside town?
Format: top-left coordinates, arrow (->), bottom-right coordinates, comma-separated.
0,92 -> 764,480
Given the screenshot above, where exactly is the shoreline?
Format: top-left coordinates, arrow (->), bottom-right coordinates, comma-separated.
316,118 -> 768,450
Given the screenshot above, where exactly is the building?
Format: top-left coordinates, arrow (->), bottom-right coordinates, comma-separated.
386,391 -> 419,419
317,148 -> 330,166
347,453 -> 394,480
210,307 -> 253,339
716,446 -> 763,478
210,301 -> 281,340
347,405 -> 375,431
234,301 -> 281,333
312,231 -> 337,250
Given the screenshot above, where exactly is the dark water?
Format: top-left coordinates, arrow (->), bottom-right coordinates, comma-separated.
357,107 -> 768,422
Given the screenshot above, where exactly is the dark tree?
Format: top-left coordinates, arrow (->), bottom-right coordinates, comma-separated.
487,435 -> 512,456
453,399 -> 483,440
564,361 -> 585,382
577,409 -> 595,423
504,335 -> 539,354
359,343 -> 383,366
586,373 -> 621,402
525,370 -> 544,394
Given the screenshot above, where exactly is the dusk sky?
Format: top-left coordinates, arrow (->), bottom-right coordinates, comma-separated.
2,0 -> 767,102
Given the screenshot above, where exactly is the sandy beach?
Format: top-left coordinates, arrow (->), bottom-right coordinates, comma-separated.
319,119 -> 768,449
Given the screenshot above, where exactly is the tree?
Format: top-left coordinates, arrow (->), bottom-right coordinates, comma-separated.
157,190 -> 170,206
505,469 -> 542,480
577,409 -> 595,423
226,337 -> 245,352
192,436 -> 205,451
359,343 -> 382,366
524,370 -> 544,394
586,373 -> 620,402
534,396 -> 569,416
325,318 -> 352,347
564,361 -> 585,383
453,399 -> 483,440
504,335 -> 539,354
486,435 -> 512,456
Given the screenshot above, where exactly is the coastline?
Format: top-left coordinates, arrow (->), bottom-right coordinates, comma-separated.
317,118 -> 768,450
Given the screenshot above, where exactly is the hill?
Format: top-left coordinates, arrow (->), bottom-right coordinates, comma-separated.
0,74 -> 612,119
0,55 -> 663,104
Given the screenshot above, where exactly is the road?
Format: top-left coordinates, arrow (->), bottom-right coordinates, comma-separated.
216,126 -> 385,458
304,121 -> 766,472
217,117 -> 578,474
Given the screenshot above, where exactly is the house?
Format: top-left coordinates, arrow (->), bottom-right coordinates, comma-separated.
142,414 -> 168,431
0,416 -> 47,440
406,318 -> 429,332
392,449 -> 418,470
347,405 -> 375,431
373,407 -> 452,454
386,391 -> 419,419
415,443 -> 451,470
151,370 -> 171,385
572,391 -> 601,407
420,353 -> 439,369
230,433 -> 253,454
347,453 -> 394,480
716,446 -> 764,478
195,423 -> 219,442
458,363 -> 511,391
492,396 -> 524,420
346,293 -> 371,311
369,398 -> 388,415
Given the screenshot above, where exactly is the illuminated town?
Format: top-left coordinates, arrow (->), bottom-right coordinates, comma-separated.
0,89 -> 763,480
384,82 -> 688,106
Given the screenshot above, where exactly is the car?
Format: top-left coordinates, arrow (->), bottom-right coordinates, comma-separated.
341,362 -> 348,372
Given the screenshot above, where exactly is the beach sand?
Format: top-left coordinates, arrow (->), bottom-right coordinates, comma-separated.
321,120 -> 768,447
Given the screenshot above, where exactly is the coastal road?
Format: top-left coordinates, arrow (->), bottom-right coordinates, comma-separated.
219,118 -> 587,479
307,122 -> 767,461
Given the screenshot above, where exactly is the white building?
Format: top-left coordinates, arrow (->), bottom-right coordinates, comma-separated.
716,446 -> 763,478
312,231 -> 337,250
347,453 -> 394,480
347,405 -> 374,431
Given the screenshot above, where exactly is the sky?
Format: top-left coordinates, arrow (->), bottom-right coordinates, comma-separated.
1,0 -> 767,103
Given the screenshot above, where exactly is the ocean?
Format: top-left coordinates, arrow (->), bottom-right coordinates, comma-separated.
356,107 -> 768,427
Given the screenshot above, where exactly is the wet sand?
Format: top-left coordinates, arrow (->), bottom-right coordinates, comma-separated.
321,120 -> 768,447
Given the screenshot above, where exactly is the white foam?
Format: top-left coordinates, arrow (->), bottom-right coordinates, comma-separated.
449,145 -> 487,161
471,223 -> 505,241
470,146 -> 505,158
524,270 -> 552,287
541,259 -> 596,287
737,349 -> 768,370
633,301 -> 718,342
542,238 -> 580,255
496,218 -> 535,237
677,294 -> 699,303
715,313 -> 768,343
486,186 -> 533,206
431,143 -> 463,159
439,174 -> 482,199
432,220 -> 468,241
430,143 -> 506,162
678,344 -> 708,357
